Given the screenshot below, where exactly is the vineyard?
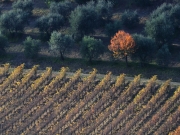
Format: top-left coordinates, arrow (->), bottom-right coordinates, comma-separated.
0,63 -> 180,135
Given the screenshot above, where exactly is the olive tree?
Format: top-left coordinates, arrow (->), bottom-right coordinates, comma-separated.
50,1 -> 74,18
145,3 -> 180,47
105,20 -> 122,38
23,36 -> 40,59
80,36 -> 105,63
156,44 -> 171,66
0,33 -> 8,57
36,13 -> 64,39
145,12 -> 174,47
132,34 -> 156,66
0,9 -> 28,35
121,10 -> 139,29
12,0 -> 33,17
69,4 -> 97,42
49,31 -> 74,60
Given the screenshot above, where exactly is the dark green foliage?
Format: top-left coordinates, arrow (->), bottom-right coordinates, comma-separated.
105,20 -> 122,38
12,0 -> 33,17
0,6 -> 2,14
133,0 -> 154,7
50,1 -> 74,18
36,13 -> 64,37
146,3 -> 180,47
49,31 -> 74,60
156,44 -> 171,66
75,0 -> 91,4
0,9 -> 28,35
80,36 -> 105,63
145,3 -> 176,47
69,4 -> 97,42
150,3 -> 172,18
69,0 -> 112,42
169,4 -> 180,32
121,10 -> 139,29
107,0 -> 120,7
94,0 -> 112,27
45,0 -> 65,5
23,36 -> 40,59
132,34 -> 156,66
0,33 -> 8,57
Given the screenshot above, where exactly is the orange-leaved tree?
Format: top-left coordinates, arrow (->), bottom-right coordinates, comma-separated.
108,30 -> 135,66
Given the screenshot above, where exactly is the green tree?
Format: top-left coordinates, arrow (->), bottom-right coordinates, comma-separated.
105,20 -> 122,38
80,36 -> 105,63
94,0 -> 112,27
0,33 -> 8,57
132,34 -> 156,66
145,12 -> 174,47
156,44 -> 171,66
23,36 -> 40,59
69,4 -> 97,42
49,31 -> 74,60
170,4 -> 180,33
121,10 -> 139,29
12,0 -> 33,17
0,9 -> 28,35
145,3 -> 180,47
50,1 -> 74,18
36,13 -> 64,39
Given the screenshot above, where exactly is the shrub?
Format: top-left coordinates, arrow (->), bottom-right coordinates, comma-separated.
23,36 -> 40,59
36,13 -> 64,38
12,0 -> 33,17
132,34 -> 156,66
105,20 -> 122,38
121,10 -> 139,29
49,31 -> 74,60
0,9 -> 28,35
50,1 -> 74,18
80,36 -> 105,63
69,4 -> 97,42
156,44 -> 171,66
0,33 -> 8,57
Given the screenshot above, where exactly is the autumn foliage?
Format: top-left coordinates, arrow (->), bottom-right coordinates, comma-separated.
108,30 -> 135,65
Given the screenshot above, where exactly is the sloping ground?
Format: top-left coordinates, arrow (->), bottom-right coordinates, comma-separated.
0,64 -> 180,135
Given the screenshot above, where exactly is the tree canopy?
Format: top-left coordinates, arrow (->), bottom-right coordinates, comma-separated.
108,30 -> 135,66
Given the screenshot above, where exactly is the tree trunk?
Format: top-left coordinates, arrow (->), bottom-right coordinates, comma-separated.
60,52 -> 64,61
125,55 -> 128,66
89,57 -> 92,64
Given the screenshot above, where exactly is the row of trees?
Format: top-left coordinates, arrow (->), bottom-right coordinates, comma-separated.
20,30 -> 171,67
